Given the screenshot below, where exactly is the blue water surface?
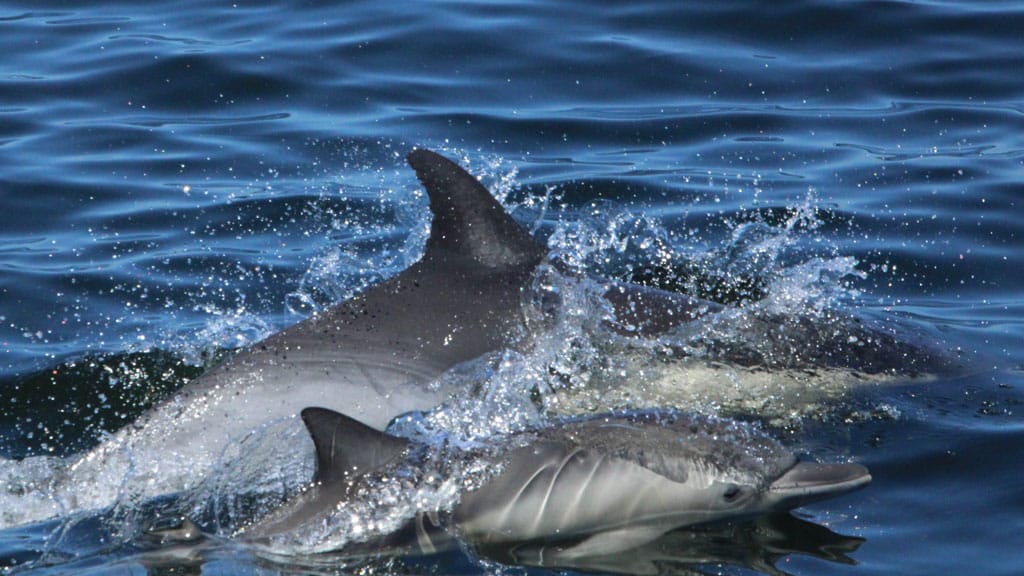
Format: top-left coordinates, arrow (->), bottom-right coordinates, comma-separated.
1,1 -> 1022,574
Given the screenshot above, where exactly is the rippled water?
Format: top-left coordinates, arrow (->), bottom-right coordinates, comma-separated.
1,1 -> 1022,575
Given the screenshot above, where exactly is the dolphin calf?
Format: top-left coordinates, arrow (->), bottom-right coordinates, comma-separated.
239,407 -> 870,558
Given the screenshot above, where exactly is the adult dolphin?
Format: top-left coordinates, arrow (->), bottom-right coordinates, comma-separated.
55,149 -> 709,515
163,149 -> 549,432
239,407 -> 870,558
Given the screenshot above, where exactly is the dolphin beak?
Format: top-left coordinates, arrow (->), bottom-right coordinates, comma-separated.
766,462 -> 872,510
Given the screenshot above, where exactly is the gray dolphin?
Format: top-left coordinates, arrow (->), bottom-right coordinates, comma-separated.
162,148 -> 549,434
240,407 -> 870,559
50,148 -> 709,522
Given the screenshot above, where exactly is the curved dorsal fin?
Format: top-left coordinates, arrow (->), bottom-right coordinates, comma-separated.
407,149 -> 546,268
300,407 -> 410,484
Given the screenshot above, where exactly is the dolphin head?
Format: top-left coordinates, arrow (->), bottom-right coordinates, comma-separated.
593,414 -> 871,521
684,460 -> 871,530
761,461 -> 872,510
453,412 -> 871,555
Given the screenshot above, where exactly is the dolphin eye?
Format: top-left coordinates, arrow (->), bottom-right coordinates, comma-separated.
723,485 -> 743,502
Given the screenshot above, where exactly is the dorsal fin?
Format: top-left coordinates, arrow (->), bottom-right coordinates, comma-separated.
300,407 -> 410,484
407,149 -> 547,268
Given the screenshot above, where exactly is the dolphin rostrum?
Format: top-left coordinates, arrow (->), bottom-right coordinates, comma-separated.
240,407 -> 870,559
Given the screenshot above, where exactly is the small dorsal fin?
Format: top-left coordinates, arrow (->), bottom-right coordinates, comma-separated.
407,149 -> 547,268
300,407 -> 410,484
144,515 -> 203,544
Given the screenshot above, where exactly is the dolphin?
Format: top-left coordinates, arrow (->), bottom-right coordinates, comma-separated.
178,149 -> 706,432
239,407 -> 870,559
45,148 -> 710,522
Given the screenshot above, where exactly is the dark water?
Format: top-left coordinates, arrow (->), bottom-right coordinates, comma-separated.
1,0 -> 1022,574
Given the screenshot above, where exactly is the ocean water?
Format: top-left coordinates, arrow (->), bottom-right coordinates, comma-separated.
1,0 -> 1022,574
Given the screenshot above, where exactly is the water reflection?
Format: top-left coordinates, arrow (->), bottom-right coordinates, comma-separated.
474,513 -> 864,576
3,499 -> 863,575
245,511 -> 865,576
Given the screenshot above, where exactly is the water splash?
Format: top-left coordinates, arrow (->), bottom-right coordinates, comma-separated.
0,152 -> 940,566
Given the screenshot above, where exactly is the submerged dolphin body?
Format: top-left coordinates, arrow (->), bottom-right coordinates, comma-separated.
241,407 -> 870,558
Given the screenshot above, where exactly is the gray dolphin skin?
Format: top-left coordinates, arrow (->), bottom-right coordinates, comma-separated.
240,407 -> 870,558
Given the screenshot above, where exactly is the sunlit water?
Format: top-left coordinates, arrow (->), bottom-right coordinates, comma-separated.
1,1 -> 1022,575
